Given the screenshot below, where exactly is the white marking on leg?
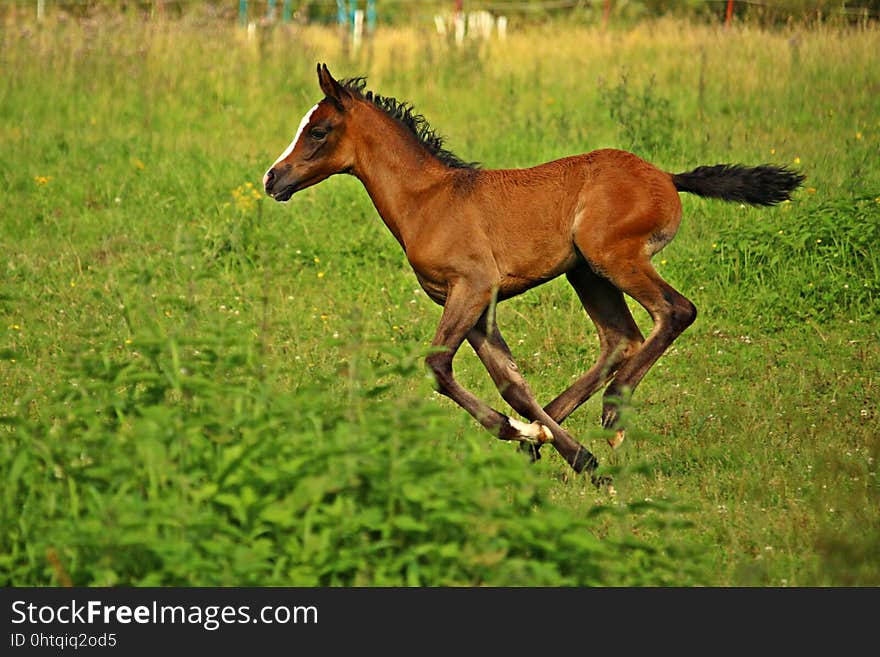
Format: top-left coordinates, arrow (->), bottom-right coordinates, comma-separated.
538,424 -> 553,444
608,429 -> 625,450
507,418 -> 554,444
508,417 -> 538,438
266,103 -> 319,176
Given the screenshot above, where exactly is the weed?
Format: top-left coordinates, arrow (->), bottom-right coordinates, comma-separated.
598,71 -> 676,159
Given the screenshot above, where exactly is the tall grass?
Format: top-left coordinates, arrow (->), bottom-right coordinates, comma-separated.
1,14 -> 878,585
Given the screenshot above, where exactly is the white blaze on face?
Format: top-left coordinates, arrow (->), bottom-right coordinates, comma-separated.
264,103 -> 319,184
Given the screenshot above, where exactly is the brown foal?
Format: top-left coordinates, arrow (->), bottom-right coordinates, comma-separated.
264,64 -> 804,482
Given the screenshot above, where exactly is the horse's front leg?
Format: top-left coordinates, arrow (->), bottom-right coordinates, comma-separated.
424,282 -> 543,443
465,307 -> 600,477
426,281 -> 596,475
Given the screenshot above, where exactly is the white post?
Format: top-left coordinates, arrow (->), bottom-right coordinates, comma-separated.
454,12 -> 465,46
37,0 -> 46,21
497,16 -> 507,40
353,9 -> 364,51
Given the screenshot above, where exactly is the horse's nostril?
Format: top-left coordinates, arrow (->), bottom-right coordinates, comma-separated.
263,168 -> 275,192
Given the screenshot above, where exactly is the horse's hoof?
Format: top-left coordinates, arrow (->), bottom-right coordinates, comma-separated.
590,473 -> 615,495
607,429 -> 625,450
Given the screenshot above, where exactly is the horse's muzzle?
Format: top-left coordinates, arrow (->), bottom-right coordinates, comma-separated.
263,166 -> 297,202
263,167 -> 276,193
263,166 -> 281,196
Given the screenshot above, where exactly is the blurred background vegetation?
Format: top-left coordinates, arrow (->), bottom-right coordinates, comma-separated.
3,0 -> 879,27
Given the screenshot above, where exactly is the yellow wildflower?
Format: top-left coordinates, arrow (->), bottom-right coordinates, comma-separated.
231,183 -> 258,211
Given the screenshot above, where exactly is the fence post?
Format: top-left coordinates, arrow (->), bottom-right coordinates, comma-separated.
348,0 -> 357,29
366,0 -> 376,33
725,0 -> 734,28
337,0 -> 349,54
239,0 -> 248,27
37,0 -> 46,21
282,0 -> 293,23
336,0 -> 348,26
353,8 -> 364,50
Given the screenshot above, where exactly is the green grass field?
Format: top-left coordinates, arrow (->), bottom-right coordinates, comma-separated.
1,14 -> 878,586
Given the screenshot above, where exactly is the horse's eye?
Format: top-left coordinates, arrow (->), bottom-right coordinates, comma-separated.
310,127 -> 328,140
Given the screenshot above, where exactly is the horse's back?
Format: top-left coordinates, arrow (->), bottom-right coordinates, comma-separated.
414,149 -> 682,301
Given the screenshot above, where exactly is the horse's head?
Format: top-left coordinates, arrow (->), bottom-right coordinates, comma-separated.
264,64 -> 357,202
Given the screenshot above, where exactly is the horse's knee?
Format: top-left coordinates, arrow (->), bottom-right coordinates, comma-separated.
426,351 -> 454,394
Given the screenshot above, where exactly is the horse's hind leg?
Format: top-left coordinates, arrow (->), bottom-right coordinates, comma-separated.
544,263 -> 644,447
592,255 -> 697,433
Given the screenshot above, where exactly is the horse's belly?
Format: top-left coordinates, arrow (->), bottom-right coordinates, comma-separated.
494,244 -> 578,299
414,273 -> 448,305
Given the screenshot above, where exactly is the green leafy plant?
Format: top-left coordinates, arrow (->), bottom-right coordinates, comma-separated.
1,324 -> 703,586
598,71 -> 676,159
710,196 -> 880,321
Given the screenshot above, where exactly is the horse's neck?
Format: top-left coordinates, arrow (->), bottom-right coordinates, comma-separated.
351,112 -> 451,250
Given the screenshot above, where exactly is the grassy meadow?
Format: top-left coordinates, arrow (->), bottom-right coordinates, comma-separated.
1,13 -> 878,586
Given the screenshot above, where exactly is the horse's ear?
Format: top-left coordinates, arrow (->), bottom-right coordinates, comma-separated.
317,63 -> 350,110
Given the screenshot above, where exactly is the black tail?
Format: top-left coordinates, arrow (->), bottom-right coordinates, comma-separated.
671,163 -> 805,206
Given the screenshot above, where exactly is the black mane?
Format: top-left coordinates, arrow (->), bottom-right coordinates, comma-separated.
340,77 -> 479,170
